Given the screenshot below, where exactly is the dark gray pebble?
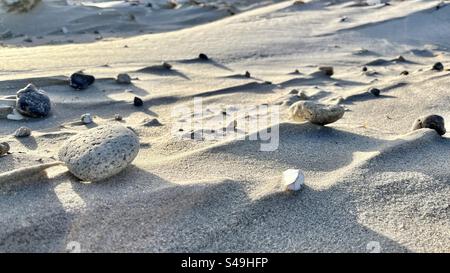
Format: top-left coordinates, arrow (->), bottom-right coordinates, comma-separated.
412,114 -> 446,136
432,62 -> 444,71
69,72 -> 95,90
16,83 -> 51,118
134,97 -> 143,107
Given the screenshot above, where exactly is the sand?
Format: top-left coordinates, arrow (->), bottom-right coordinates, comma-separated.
0,0 -> 449,252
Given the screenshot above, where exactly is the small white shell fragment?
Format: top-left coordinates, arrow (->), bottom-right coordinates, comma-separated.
62,27 -> 69,34
81,113 -> 93,124
7,108 -> 25,121
282,169 -> 304,191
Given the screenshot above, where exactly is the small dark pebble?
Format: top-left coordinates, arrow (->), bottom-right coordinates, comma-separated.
134,96 -> 144,107
400,70 -> 409,75
369,87 -> 380,97
69,72 -> 95,90
162,62 -> 172,70
412,114 -> 446,136
245,71 -> 251,78
198,53 -> 209,60
432,62 -> 444,71
362,66 -> 368,72
319,66 -> 334,76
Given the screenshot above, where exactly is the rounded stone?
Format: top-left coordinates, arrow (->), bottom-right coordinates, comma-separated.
14,126 -> 31,137
432,62 -> 444,71
369,87 -> 380,97
116,73 -> 131,84
162,62 -> 172,70
0,142 -> 10,156
114,114 -> 123,121
58,125 -> 140,182
69,72 -> 95,90
318,66 -> 334,76
16,84 -> 51,118
289,101 -> 345,125
198,53 -> 209,60
411,115 -> 446,136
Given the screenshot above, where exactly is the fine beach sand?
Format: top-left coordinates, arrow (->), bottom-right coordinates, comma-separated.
1,0 -> 450,252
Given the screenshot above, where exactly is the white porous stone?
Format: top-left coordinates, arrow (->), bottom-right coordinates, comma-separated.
58,124 -> 140,182
282,169 -> 304,191
289,100 -> 345,125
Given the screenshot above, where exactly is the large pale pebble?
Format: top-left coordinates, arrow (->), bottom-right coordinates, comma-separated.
282,169 -> 304,191
289,101 -> 345,125
59,125 -> 140,182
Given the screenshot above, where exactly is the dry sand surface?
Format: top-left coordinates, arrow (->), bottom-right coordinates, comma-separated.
1,0 -> 450,252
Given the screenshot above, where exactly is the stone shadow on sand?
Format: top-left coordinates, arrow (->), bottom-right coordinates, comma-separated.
135,65 -> 190,80
0,159 -> 411,252
177,58 -> 233,71
206,122 -> 386,173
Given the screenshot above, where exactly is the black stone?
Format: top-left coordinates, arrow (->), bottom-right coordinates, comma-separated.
134,96 -> 143,107
362,66 -> 368,72
369,87 -> 380,97
198,53 -> 209,60
412,115 -> 446,136
400,70 -> 409,75
69,72 -> 95,90
432,62 -> 444,71
16,84 -> 51,118
245,71 -> 251,78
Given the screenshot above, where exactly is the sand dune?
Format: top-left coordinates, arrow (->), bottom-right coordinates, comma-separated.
1,0 -> 450,252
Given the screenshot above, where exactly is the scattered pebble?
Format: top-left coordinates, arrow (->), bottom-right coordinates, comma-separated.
69,72 -> 95,90
116,73 -> 132,84
362,66 -> 368,72
0,142 -> 10,156
23,37 -> 33,43
282,169 -> 304,191
198,53 -> 209,60
81,113 -> 93,124
14,126 -> 31,138
432,62 -> 444,71
297,90 -> 309,100
16,83 -> 51,118
289,101 -> 345,125
59,125 -> 140,182
369,87 -> 381,97
62,27 -> 69,34
114,114 -> 123,121
245,71 -> 251,78
162,62 -> 172,70
141,118 -> 162,127
411,115 -> 446,136
134,96 -> 144,107
318,66 -> 334,76
400,70 -> 409,75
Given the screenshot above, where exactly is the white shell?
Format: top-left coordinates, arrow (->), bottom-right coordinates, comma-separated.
7,108 -> 25,121
282,169 -> 304,191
